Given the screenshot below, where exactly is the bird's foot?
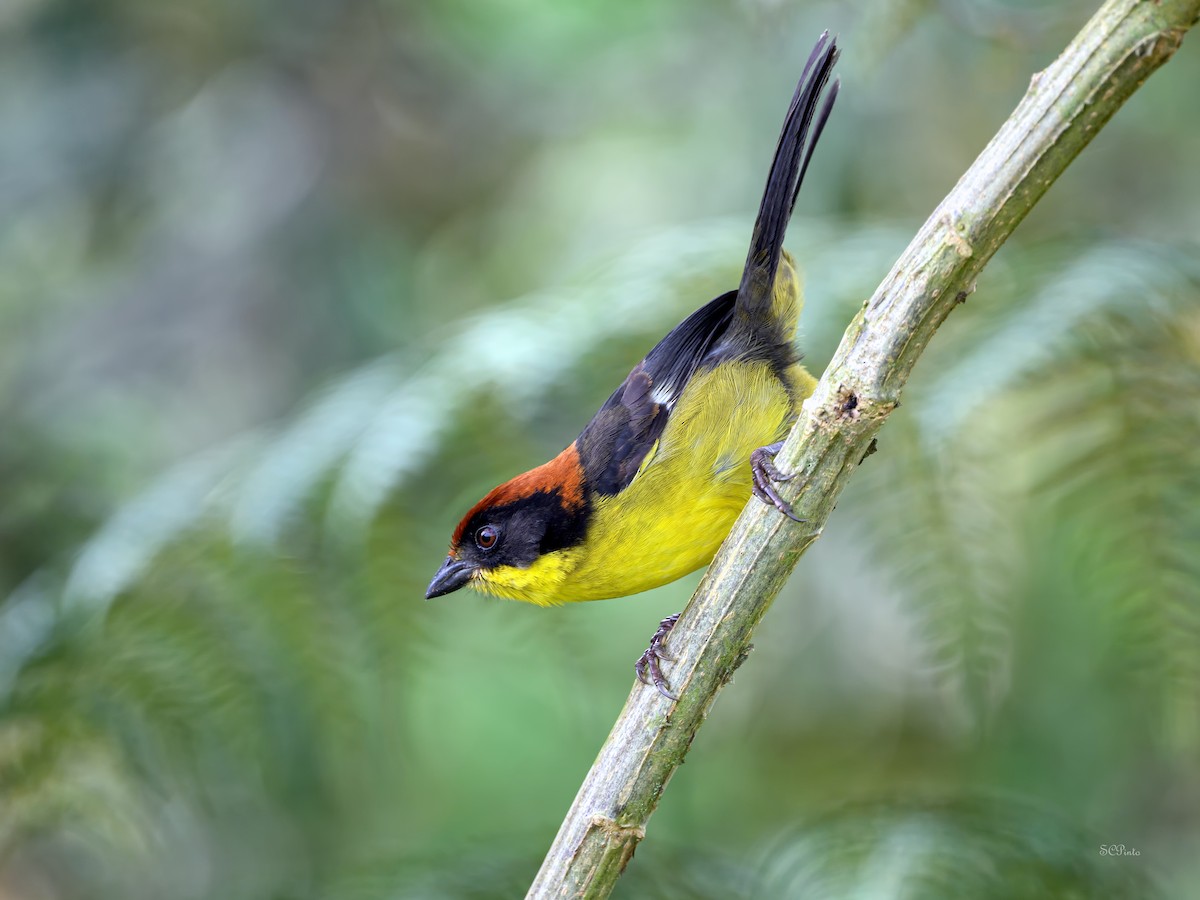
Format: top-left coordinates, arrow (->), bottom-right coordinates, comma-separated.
635,613 -> 681,700
751,442 -> 805,522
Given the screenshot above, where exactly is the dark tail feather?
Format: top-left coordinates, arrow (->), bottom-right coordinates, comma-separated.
736,32 -> 840,321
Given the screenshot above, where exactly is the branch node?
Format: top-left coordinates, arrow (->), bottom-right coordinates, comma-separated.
836,387 -> 861,420
943,214 -> 975,258
588,815 -> 646,845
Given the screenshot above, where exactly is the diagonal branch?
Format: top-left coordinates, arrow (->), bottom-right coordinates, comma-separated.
528,1 -> 1200,897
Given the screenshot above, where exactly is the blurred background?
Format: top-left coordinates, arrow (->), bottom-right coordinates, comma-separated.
2,0 -> 1198,897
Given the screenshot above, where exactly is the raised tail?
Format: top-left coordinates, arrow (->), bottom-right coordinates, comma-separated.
735,32 -> 840,330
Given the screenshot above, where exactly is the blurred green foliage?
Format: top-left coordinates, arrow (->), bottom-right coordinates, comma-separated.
1,0 -> 1198,898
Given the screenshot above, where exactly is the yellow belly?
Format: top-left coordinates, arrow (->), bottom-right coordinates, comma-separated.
541,358 -> 814,603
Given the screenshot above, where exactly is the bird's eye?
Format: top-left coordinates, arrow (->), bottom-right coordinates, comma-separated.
475,525 -> 499,551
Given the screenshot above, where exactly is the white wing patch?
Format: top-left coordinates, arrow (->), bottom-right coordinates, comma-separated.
650,381 -> 677,408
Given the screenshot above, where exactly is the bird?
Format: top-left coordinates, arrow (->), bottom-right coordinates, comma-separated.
426,33 -> 840,699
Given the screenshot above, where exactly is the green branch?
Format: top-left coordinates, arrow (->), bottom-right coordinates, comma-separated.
527,1 -> 1200,896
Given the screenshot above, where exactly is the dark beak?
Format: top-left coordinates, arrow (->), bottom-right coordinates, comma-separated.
425,556 -> 476,599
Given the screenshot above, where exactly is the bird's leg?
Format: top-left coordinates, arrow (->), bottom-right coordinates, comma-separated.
635,613 -> 680,700
750,441 -> 805,522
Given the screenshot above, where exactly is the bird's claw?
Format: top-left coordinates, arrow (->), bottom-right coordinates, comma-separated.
635,613 -> 680,700
750,442 -> 805,522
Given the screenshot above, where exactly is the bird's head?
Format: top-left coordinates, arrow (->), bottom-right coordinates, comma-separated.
426,445 -> 589,605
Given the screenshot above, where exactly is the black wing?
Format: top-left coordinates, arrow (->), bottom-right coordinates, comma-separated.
577,291 -> 736,496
